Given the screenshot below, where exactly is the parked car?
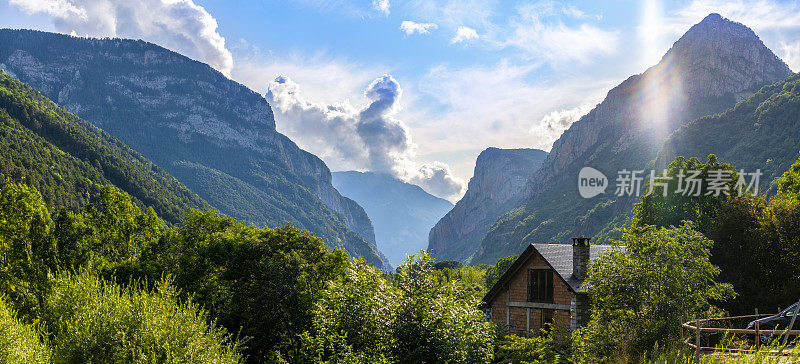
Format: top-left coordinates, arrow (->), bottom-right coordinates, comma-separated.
747,303 -> 800,344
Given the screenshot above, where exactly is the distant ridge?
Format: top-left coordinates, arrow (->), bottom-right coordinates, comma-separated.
332,171 -> 453,266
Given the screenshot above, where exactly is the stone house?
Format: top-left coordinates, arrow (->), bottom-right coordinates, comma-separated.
480,237 -> 624,336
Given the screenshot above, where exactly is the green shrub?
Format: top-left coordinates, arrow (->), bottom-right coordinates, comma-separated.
43,272 -> 241,364
0,297 -> 51,363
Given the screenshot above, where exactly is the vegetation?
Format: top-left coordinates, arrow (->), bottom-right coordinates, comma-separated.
634,154 -> 800,314
0,70 -> 209,224
44,272 -> 242,363
575,223 -> 734,362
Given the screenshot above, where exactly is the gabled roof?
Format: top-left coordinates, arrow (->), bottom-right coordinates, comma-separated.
481,243 -> 626,306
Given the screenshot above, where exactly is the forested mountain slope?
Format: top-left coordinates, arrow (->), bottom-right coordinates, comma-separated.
0,70 -> 208,223
658,72 -> 800,190
0,29 -> 387,268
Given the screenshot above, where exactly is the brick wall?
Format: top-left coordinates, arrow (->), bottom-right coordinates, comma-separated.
486,249 -> 575,337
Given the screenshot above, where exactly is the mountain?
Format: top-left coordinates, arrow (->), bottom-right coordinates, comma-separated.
658,72 -> 800,191
0,29 -> 388,268
427,148 -> 548,262
0,70 -> 209,222
332,171 -> 453,266
472,14 -> 793,264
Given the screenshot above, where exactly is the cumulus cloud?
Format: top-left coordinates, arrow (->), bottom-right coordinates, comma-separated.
267,75 -> 467,201
529,104 -> 594,150
400,20 -> 438,35
451,26 -> 478,43
372,0 -> 390,15
8,0 -> 233,76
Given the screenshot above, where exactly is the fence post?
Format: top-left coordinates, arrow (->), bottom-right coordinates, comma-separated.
754,308 -> 760,351
680,315 -> 684,345
780,300 -> 800,350
695,316 -> 701,361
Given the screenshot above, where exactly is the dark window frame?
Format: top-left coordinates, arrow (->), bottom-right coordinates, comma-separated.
527,268 -> 554,303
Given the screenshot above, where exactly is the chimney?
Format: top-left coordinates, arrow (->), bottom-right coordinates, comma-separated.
572,236 -> 591,280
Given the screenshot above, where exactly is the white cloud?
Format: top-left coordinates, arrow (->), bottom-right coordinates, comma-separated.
266,75 -> 467,201
10,0 -> 86,18
497,4 -> 618,62
782,41 -> 800,72
400,20 -> 438,35
410,60 -> 615,180
674,0 -> 800,31
529,104 -> 594,150
8,0 -> 233,77
451,26 -> 478,43
372,0 -> 390,15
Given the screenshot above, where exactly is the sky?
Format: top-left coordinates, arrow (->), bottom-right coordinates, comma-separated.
2,0 -> 800,202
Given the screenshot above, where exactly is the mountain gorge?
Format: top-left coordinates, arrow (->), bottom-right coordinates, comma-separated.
472,14 -> 794,264
0,29 -> 388,268
332,171 -> 453,266
427,148 -> 548,262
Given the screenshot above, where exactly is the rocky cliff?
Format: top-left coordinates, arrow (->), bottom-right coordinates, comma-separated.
332,171 -> 453,266
473,14 -> 792,264
428,148 -> 547,262
0,29 -> 388,268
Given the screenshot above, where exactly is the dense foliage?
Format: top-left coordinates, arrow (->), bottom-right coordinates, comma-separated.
0,70 -> 209,224
299,256 -> 494,363
44,273 -> 242,363
0,181 -> 508,363
575,223 -> 734,362
633,154 -> 800,314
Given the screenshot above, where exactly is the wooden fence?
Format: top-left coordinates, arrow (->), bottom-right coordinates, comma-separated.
680,304 -> 800,360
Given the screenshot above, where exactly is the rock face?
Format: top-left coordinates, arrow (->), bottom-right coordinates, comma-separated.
428,148 -> 547,262
473,14 -> 793,264
0,29 -> 388,268
332,171 -> 453,267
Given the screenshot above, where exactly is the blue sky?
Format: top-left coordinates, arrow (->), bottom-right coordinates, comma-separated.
2,0 -> 800,200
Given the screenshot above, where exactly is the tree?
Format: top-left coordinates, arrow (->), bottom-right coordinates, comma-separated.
574,223 -> 734,362
632,154 -> 800,314
778,151 -> 800,200
485,254 -> 518,289
0,183 -> 54,319
632,155 -> 739,232
299,254 -> 495,364
131,210 -> 350,363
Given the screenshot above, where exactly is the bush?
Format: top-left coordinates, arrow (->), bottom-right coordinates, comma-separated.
42,271 -> 242,364
575,223 -> 734,362
300,254 -> 496,364
0,297 -> 51,363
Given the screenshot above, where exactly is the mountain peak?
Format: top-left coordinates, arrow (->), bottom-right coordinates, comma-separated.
655,13 -> 791,99
700,12 -> 724,23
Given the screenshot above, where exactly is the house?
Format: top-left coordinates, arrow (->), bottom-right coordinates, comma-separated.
480,237 -> 624,336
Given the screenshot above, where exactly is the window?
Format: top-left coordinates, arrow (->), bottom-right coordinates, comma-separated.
528,269 -> 554,302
